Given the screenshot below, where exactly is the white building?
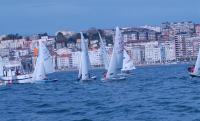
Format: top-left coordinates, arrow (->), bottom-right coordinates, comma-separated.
56,48 -> 71,69
126,44 -> 145,65
57,54 -> 70,69
14,48 -> 30,57
88,49 -> 102,67
144,41 -> 161,64
185,36 -> 200,58
0,39 -> 26,49
159,41 -> 176,62
133,41 -> 161,64
69,51 -> 80,68
141,25 -> 161,32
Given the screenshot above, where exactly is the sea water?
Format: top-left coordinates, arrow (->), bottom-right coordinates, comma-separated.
1,64 -> 200,121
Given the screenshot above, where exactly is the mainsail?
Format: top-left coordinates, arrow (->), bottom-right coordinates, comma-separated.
39,41 -> 54,74
194,48 -> 200,74
32,40 -> 53,81
78,32 -> 90,80
121,50 -> 136,71
32,55 -> 46,81
106,27 -> 124,78
98,32 -> 109,70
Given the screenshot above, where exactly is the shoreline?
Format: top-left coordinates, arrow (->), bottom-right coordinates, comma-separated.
54,61 -> 192,72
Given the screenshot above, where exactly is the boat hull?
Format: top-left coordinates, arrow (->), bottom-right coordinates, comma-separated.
79,76 -> 97,81
101,76 -> 126,81
0,74 -> 33,84
189,72 -> 200,77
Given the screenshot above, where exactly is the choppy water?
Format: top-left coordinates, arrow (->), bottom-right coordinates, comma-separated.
1,64 -> 200,121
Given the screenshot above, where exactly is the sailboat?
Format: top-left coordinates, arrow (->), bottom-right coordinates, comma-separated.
188,48 -> 200,77
98,32 -> 109,70
102,27 -> 125,81
77,32 -> 96,81
121,50 -> 136,74
30,40 -> 54,83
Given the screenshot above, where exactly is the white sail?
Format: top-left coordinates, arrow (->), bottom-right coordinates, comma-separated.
78,54 -> 82,79
194,48 -> 200,74
121,50 -> 136,71
98,32 -> 109,70
106,27 -> 124,78
32,55 -> 46,81
39,41 -> 54,74
115,27 -> 124,69
79,32 -> 90,80
85,39 -> 91,71
32,40 -> 53,82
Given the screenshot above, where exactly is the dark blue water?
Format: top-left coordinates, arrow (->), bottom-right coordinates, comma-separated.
1,64 -> 200,121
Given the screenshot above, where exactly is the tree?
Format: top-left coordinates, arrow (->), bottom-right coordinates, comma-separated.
56,32 -> 67,43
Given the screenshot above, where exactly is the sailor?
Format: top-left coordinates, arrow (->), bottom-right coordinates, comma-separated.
191,65 -> 195,72
125,70 -> 130,74
188,65 -> 195,73
103,71 -> 107,79
8,80 -> 12,84
77,74 -> 82,81
16,69 -> 19,75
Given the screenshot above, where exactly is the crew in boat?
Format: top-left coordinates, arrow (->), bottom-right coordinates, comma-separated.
103,71 -> 107,79
77,74 -> 82,81
123,70 -> 130,74
188,65 -> 195,73
15,69 -> 20,75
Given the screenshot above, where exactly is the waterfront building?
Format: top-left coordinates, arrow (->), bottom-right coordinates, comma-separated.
159,41 -> 176,62
195,24 -> 200,36
174,33 -> 190,60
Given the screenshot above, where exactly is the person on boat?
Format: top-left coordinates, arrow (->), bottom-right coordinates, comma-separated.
15,69 -> 20,75
9,80 -> 12,84
77,74 -> 82,81
188,65 -> 195,73
124,70 -> 130,74
102,71 -> 107,79
3,68 -> 5,76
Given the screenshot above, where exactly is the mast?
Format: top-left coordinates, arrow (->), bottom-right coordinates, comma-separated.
80,32 -> 90,80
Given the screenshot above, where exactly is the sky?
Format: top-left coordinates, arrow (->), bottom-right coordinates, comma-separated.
0,0 -> 199,35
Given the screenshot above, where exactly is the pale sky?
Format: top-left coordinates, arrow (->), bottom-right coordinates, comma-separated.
0,0 -> 199,35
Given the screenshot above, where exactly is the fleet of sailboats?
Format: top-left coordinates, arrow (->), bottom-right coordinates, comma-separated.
0,40 -> 54,84
3,27 -> 200,84
0,27 -> 138,85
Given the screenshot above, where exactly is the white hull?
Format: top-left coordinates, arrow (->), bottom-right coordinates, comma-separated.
101,76 -> 126,81
118,73 -> 134,77
0,74 -> 33,84
79,76 -> 97,81
189,72 -> 200,77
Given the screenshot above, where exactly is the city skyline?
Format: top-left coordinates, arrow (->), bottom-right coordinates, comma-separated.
0,0 -> 199,35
